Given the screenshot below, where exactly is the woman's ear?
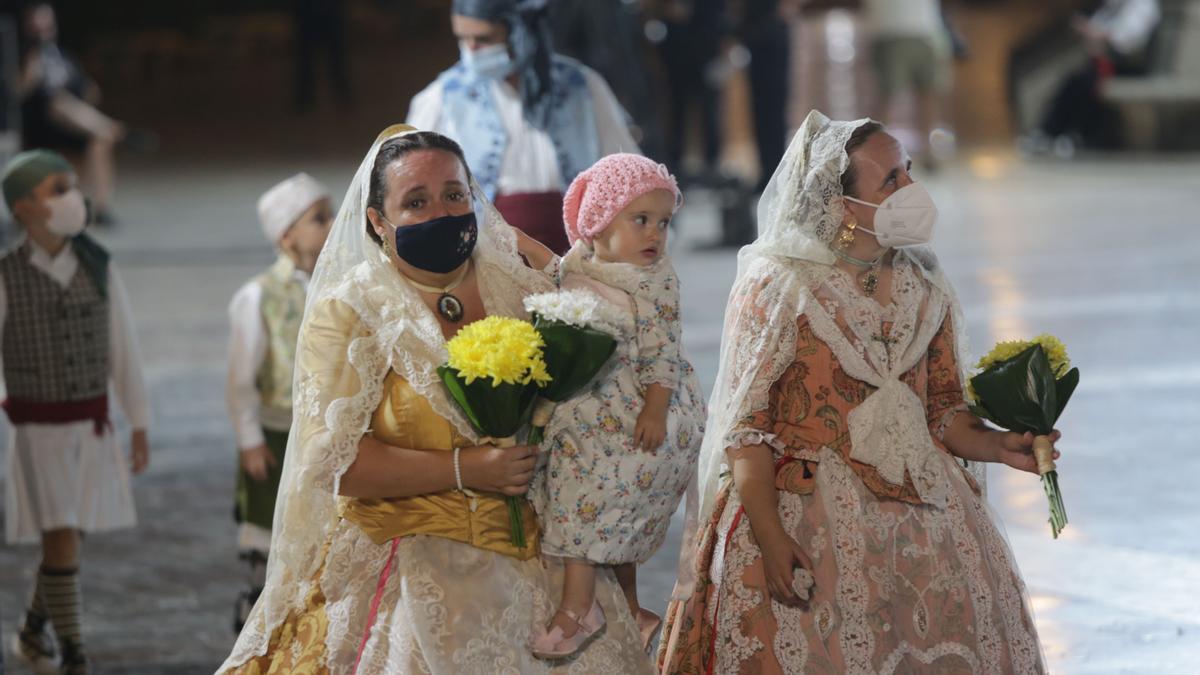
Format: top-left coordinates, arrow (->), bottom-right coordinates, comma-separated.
366,206 -> 388,240
841,197 -> 858,227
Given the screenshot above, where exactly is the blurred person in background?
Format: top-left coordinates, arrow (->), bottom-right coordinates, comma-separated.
16,2 -> 128,225
650,0 -> 769,248
408,0 -> 638,256
2,149 -> 150,675
226,173 -> 332,633
293,0 -> 353,112
702,0 -> 801,248
734,0 -> 800,195
2,12 -> 19,244
648,0 -> 728,185
862,0 -> 952,170
1027,0 -> 1161,155
549,0 -> 665,161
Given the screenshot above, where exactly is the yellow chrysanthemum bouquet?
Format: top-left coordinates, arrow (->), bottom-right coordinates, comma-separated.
967,334 -> 1079,538
439,316 -> 551,548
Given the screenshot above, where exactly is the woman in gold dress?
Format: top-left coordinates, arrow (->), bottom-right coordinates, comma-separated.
219,126 -> 651,674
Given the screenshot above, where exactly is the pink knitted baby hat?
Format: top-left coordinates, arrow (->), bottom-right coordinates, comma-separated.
562,153 -> 682,246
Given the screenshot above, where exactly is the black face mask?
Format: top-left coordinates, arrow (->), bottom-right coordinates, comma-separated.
389,211 -> 478,274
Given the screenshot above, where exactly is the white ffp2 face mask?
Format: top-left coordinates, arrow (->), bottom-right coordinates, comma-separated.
845,182 -> 938,248
43,189 -> 88,237
460,42 -> 514,81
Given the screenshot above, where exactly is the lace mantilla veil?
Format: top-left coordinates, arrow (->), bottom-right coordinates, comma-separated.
672,110 -> 984,600
222,125 -> 554,668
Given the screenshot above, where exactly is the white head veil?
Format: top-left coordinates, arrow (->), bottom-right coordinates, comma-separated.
223,125 -> 554,667
673,110 -> 982,600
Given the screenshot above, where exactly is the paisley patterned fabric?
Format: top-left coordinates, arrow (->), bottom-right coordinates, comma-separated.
658,272 -> 1044,675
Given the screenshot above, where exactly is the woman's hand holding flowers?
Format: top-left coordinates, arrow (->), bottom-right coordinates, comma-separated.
994,429 -> 1062,475
461,443 -> 539,496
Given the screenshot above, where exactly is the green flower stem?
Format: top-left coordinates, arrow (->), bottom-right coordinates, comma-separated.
508,424 -> 549,548
506,496 -> 526,548
1043,471 -> 1068,539
528,426 -> 546,446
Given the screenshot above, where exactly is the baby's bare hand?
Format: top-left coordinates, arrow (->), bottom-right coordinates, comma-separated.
634,410 -> 667,453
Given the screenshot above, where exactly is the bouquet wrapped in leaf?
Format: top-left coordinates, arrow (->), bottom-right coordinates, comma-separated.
523,289 -> 620,445
438,316 -> 551,548
967,334 -> 1079,538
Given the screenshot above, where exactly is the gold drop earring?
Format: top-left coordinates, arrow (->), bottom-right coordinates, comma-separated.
837,218 -> 858,250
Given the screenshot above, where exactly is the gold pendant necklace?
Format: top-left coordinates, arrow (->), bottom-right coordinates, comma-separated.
832,248 -> 883,296
401,262 -> 471,323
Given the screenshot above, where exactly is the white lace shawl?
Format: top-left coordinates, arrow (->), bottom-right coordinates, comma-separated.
673,111 -> 981,600
221,125 -> 554,670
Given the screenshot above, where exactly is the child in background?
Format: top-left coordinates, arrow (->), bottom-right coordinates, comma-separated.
226,173 -> 331,631
2,149 -> 150,675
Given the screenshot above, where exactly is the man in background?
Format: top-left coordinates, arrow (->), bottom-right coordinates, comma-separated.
408,0 -> 638,255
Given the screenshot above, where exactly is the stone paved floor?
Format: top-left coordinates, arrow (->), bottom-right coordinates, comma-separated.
2,149 -> 1199,673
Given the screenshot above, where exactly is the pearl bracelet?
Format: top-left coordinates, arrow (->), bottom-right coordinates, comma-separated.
453,447 -> 464,492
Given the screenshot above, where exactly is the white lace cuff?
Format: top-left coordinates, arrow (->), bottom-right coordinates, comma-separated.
930,404 -> 968,443
725,429 -> 786,454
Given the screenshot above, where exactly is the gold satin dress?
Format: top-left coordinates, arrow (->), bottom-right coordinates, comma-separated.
342,372 -> 540,558
231,372 -> 539,675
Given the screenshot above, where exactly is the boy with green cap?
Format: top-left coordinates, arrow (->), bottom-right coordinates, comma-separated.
1,149 -> 150,674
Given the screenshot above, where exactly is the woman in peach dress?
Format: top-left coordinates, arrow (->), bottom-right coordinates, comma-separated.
658,111 -> 1057,674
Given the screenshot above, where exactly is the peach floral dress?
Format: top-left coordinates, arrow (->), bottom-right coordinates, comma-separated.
658,260 -> 1045,674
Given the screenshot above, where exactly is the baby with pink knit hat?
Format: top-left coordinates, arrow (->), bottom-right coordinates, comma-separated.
524,154 -> 705,660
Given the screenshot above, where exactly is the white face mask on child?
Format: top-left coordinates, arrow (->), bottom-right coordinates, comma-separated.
43,189 -> 87,237
844,182 -> 938,248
